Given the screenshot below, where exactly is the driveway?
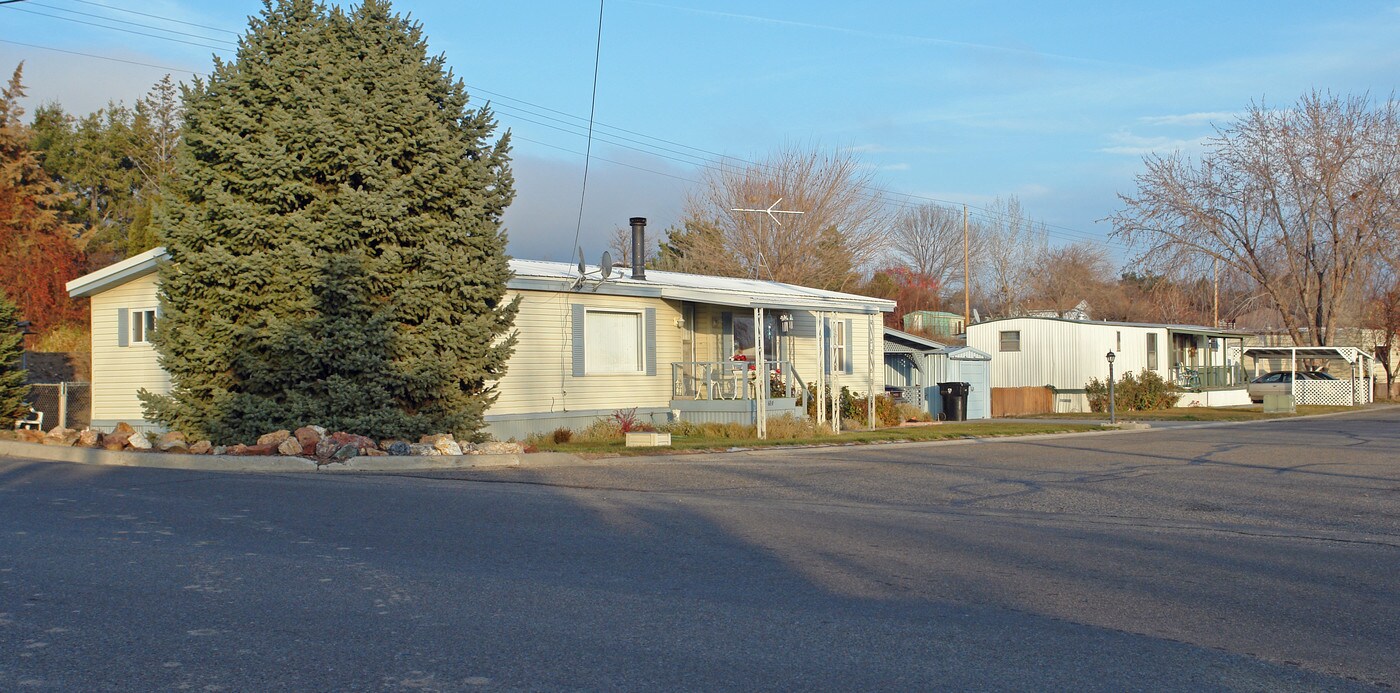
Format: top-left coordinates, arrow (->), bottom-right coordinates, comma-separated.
2,408 -> 1397,690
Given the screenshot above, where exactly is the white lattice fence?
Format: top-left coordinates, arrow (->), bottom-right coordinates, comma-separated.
1292,378 -> 1371,406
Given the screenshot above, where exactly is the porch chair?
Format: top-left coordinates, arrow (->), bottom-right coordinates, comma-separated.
15,406 -> 42,431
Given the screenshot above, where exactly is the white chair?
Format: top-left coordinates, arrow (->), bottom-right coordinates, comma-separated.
15,406 -> 42,431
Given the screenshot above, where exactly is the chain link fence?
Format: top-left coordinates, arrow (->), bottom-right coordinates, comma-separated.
22,382 -> 92,431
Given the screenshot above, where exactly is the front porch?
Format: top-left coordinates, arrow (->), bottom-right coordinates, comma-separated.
670,360 -> 807,425
1168,329 -> 1251,406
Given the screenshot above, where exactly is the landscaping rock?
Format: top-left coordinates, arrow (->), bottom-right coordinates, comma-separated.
277,437 -> 304,456
330,431 -> 376,453
294,426 -> 322,454
77,429 -> 101,448
43,426 -> 81,446
315,439 -> 338,459
212,445 -> 228,456
101,435 -> 128,451
408,443 -> 440,456
17,429 -> 45,444
476,441 -> 523,455
421,433 -> 462,456
189,440 -> 213,455
229,443 -> 276,456
157,431 -> 188,452
111,422 -> 137,439
257,430 -> 291,447
308,424 -> 327,437
364,448 -> 387,456
332,443 -> 359,460
386,441 -> 411,456
127,432 -> 153,450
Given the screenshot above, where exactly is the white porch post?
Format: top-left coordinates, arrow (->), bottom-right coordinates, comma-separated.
755,306 -> 766,439
866,313 -> 876,430
1290,348 -> 1297,401
815,311 -> 825,429
829,312 -> 840,433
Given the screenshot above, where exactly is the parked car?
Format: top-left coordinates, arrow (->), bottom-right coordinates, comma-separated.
1247,370 -> 1337,402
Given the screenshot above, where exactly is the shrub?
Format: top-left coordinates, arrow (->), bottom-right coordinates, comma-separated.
1086,369 -> 1179,412
765,414 -> 818,439
846,393 -> 902,428
895,402 -> 931,423
578,417 -> 623,442
610,408 -> 654,433
551,427 -> 573,444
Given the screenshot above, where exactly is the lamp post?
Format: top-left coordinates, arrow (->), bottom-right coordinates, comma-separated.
15,320 -> 35,372
1106,350 -> 1117,424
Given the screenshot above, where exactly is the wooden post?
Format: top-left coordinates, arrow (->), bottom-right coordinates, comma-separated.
963,205 -> 970,327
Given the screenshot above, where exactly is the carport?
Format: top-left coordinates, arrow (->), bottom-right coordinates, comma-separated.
1242,346 -> 1377,406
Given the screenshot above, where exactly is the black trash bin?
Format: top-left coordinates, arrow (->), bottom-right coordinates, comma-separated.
938,381 -> 971,421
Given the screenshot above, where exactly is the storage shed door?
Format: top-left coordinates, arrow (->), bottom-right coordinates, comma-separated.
961,360 -> 991,419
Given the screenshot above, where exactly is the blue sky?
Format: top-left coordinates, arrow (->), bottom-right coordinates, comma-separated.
3,1 -> 1399,265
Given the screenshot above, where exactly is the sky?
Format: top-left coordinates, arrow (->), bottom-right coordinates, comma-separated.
3,1 -> 1399,267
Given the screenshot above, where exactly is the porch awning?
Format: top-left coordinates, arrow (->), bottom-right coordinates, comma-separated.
1242,346 -> 1376,366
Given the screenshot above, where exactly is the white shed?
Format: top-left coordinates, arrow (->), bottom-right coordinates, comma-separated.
967,316 -> 1252,412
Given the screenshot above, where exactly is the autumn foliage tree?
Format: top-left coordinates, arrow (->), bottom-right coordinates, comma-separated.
0,63 -> 86,335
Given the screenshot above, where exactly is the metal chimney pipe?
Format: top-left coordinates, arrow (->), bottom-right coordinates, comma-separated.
629,217 -> 647,280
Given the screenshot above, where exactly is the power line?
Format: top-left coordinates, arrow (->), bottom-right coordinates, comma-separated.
568,0 -> 605,264
26,1 -> 238,46
1,4 -> 233,52
67,0 -> 240,36
2,4 -> 1125,250
0,37 -> 198,73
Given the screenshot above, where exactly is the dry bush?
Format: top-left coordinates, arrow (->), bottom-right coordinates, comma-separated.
764,414 -> 818,439
895,402 -> 931,422
578,417 -> 623,442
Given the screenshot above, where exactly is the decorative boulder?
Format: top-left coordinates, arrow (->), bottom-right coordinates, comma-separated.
77,429 -> 101,448
277,437 -> 304,456
257,430 -> 291,447
17,429 -> 45,444
294,427 -> 322,455
386,441 -> 411,456
157,431 -> 188,452
229,443 -> 275,456
126,432 -> 153,450
315,439 -> 338,459
332,443 -> 359,460
420,433 -> 462,456
477,441 -> 523,455
111,422 -> 137,439
408,443 -> 441,456
329,431 -> 376,453
189,440 -> 214,455
43,426 -> 81,446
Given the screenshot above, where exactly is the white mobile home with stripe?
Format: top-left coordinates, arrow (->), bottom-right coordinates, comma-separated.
67,244 -> 893,439
966,316 -> 1252,412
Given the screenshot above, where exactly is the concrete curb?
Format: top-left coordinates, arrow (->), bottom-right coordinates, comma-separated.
0,439 -> 585,473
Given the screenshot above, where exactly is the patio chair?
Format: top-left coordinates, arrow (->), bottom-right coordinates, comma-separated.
15,406 -> 42,431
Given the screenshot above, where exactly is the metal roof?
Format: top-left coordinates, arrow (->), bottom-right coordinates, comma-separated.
67,248 -> 896,314
1242,346 -> 1377,365
970,314 -> 1252,337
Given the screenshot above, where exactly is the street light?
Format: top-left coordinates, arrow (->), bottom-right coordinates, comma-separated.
1106,350 -> 1117,424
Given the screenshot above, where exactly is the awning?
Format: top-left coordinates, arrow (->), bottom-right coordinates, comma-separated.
1242,346 -> 1376,366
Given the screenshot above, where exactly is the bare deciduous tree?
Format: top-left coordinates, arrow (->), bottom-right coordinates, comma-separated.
889,202 -> 982,300
1110,91 -> 1400,346
976,195 -> 1047,317
675,146 -> 889,291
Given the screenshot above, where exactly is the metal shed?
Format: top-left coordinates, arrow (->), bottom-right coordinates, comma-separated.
882,328 -> 992,420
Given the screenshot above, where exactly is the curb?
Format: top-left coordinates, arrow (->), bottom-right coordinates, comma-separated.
0,439 -> 586,473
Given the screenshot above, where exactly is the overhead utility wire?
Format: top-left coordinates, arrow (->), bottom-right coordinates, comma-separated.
26,1 -> 238,45
1,5 -> 233,51
0,38 -> 198,73
9,2 -> 1121,249
568,0 -> 605,263
67,0 -> 240,36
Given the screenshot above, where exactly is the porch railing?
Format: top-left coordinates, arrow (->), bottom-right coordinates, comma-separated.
672,360 -> 807,409
1173,364 -> 1246,390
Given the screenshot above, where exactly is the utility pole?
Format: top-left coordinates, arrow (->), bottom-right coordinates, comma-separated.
962,205 -> 970,327
1213,258 -> 1220,327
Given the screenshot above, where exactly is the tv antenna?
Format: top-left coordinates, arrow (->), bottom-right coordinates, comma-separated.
572,246 -> 615,290
731,197 -> 804,280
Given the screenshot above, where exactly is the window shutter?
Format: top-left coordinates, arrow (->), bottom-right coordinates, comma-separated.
644,308 -> 657,376
571,304 -> 586,377
721,312 -> 733,358
117,308 -> 129,347
823,318 -> 831,374
844,318 -> 854,375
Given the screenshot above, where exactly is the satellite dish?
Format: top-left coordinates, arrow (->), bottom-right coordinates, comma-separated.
599,251 -> 613,279
577,247 -> 587,276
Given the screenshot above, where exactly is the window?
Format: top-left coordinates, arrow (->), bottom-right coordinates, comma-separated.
131,308 -> 157,345
584,310 -> 643,374
1116,331 -> 1122,352
999,330 -> 1020,352
832,320 -> 847,372
1146,333 -> 1158,370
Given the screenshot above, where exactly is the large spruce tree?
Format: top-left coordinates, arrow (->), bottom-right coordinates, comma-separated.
0,293 -> 29,428
142,0 -> 517,443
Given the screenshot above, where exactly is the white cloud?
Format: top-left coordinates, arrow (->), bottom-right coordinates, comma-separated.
1098,131 -> 1206,156
1138,111 -> 1239,127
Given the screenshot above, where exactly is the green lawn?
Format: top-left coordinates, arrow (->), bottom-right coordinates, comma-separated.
528,421 -> 1105,457
1017,405 -> 1358,422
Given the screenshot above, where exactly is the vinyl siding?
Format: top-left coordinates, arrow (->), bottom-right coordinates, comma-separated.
490,290 -> 684,416
968,318 -> 1167,393
89,273 -> 169,425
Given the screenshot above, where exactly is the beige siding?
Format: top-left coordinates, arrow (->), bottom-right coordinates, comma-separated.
491,290 -> 684,416
89,273 -> 169,425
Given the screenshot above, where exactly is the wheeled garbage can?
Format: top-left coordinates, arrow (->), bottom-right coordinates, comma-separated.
938,382 -> 971,422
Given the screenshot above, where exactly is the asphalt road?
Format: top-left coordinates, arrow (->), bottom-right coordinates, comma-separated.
2,408 -> 1398,691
